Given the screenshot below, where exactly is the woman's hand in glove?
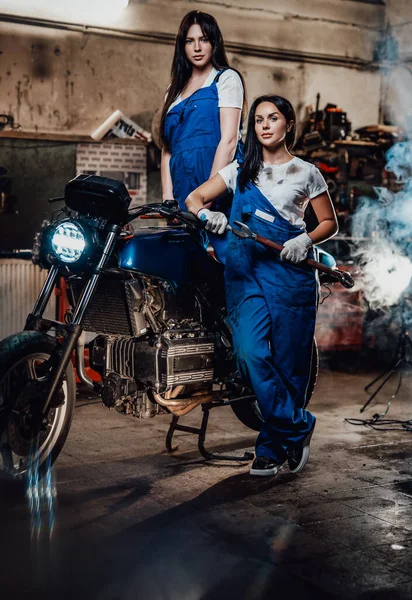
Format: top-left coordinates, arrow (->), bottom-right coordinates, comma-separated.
280,232 -> 313,263
197,208 -> 228,235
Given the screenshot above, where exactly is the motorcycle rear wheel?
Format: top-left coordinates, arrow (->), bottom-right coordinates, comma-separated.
230,339 -> 319,432
0,331 -> 76,478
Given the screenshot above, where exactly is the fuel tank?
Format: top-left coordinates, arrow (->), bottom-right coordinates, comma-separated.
118,227 -> 222,287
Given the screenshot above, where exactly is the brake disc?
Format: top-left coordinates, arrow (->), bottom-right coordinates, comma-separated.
7,380 -> 50,456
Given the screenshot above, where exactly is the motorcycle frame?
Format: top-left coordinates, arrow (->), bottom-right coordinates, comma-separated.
24,223 -> 122,419
21,203 -> 209,418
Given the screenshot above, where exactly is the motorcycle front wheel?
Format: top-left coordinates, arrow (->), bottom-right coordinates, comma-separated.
230,339 -> 319,432
0,331 -> 76,478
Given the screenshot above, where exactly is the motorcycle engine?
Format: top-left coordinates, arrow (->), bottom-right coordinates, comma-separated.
92,328 -> 215,392
89,278 -> 217,417
143,328 -> 215,390
100,373 -> 164,418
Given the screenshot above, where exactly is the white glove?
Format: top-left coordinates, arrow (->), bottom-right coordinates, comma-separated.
280,232 -> 313,263
197,208 -> 228,235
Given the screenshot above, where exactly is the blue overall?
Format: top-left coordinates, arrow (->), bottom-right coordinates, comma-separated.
225,178 -> 317,463
164,70 -> 243,263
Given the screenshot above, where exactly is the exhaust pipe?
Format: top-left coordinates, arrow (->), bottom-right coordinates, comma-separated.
152,386 -> 217,417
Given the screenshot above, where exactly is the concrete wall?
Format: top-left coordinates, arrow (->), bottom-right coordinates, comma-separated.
0,23 -> 170,135
386,0 -> 412,61
0,0 -> 385,137
379,0 -> 412,129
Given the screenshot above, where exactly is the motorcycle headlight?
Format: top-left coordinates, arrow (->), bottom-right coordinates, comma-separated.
51,221 -> 86,263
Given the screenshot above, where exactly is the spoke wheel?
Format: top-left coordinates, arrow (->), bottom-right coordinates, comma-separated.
0,332 -> 76,478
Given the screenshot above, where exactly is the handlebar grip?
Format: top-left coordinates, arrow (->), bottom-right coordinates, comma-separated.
162,199 -> 179,210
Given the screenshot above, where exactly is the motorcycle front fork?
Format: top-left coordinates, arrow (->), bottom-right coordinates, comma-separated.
25,225 -> 121,419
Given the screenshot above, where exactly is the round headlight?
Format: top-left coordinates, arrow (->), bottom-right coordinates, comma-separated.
51,222 -> 86,263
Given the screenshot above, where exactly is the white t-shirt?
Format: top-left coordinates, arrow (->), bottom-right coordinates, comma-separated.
218,157 -> 328,229
167,68 -> 243,112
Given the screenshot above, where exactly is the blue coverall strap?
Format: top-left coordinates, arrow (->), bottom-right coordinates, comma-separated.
213,69 -> 227,83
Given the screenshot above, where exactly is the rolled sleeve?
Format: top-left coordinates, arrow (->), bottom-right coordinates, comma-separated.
307,165 -> 329,199
217,70 -> 244,109
218,160 -> 239,193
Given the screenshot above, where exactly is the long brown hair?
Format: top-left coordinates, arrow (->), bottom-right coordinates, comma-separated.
160,10 -> 246,149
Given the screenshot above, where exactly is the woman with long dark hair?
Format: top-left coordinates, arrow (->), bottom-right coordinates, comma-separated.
160,10 -> 246,261
186,95 -> 338,477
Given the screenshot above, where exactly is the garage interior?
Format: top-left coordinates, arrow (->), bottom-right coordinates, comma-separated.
1,0 -> 412,598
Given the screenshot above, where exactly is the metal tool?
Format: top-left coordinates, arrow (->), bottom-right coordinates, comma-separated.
229,221 -> 354,289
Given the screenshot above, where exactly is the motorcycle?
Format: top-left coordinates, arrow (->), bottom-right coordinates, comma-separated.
0,174 -> 349,477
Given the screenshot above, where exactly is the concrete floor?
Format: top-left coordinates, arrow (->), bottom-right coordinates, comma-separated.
2,360 -> 412,599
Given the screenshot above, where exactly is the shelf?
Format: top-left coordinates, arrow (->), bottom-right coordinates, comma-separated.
0,130 -> 148,145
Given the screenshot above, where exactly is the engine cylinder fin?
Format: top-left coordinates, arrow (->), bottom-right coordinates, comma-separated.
162,370 -> 214,385
162,344 -> 214,356
105,336 -> 137,378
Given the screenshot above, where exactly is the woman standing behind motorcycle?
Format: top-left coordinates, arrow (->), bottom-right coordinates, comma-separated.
186,95 -> 338,477
160,10 -> 245,262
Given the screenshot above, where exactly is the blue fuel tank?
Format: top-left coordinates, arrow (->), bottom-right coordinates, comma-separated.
118,227 -> 222,287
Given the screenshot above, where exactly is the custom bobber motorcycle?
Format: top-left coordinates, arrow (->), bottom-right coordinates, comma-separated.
0,175 -> 353,477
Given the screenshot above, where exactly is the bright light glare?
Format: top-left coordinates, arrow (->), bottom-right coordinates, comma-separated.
383,257 -> 411,290
55,0 -> 130,10
51,222 -> 86,264
1,0 -> 129,20
52,233 -> 85,251
360,246 -> 412,308
12,0 -> 129,8
375,257 -> 412,300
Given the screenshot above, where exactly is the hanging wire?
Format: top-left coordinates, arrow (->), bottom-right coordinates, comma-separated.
319,283 -> 332,305
344,416 -> 412,431
344,373 -> 412,431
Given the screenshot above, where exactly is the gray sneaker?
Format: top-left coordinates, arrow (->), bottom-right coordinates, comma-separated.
250,456 -> 284,477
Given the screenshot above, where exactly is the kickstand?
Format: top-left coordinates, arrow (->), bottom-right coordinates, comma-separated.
165,403 -> 254,462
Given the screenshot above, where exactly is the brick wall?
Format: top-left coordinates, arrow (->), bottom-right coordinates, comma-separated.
76,143 -> 147,207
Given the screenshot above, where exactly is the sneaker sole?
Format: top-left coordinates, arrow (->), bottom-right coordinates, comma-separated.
289,423 -> 316,474
250,463 -> 284,477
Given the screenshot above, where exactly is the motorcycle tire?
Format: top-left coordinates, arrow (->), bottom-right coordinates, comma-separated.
230,339 -> 319,432
0,331 -> 76,478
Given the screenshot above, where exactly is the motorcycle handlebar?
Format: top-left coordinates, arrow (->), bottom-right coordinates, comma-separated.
126,202 -> 203,232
